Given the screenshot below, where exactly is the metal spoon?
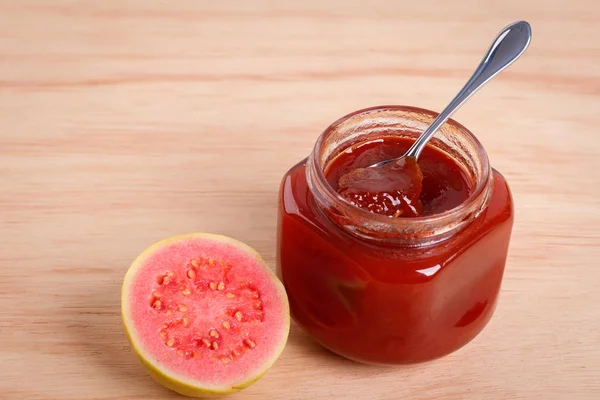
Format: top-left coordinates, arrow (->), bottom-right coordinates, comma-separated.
368,20 -> 532,168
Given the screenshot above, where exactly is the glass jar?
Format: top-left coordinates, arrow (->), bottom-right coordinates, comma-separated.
276,105 -> 514,365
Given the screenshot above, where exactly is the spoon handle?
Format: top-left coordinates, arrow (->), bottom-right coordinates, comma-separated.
405,20 -> 532,159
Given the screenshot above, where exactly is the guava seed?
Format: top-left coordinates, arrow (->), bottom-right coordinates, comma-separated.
187,270 -> 196,279
177,349 -> 184,356
152,300 -> 162,309
153,292 -> 163,298
182,288 -> 191,296
159,331 -> 167,338
191,259 -> 199,269
253,300 -> 262,309
217,282 -> 225,291
166,339 -> 175,347
226,292 -> 235,298
212,341 -> 219,350
209,330 -> 219,338
235,311 -> 243,322
222,321 -> 231,329
202,338 -> 211,347
209,282 -> 217,290
244,339 -> 256,349
182,317 -> 190,327
178,304 -> 187,312
220,357 -> 229,364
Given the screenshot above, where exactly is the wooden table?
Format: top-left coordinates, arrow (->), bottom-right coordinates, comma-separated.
1,1 -> 598,399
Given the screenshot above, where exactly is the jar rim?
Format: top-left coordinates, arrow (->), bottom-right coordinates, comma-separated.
307,105 -> 492,243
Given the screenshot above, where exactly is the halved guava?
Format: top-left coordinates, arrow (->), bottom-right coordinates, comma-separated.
121,233 -> 290,397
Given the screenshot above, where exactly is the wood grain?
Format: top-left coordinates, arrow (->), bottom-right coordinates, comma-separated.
1,1 -> 599,399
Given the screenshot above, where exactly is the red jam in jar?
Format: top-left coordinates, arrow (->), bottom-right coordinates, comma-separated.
330,137 -> 471,218
276,106 -> 514,364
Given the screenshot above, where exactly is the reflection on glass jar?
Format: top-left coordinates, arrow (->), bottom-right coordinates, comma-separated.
276,106 -> 514,365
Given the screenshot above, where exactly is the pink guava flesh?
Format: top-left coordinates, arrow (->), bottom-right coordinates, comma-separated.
125,236 -> 288,387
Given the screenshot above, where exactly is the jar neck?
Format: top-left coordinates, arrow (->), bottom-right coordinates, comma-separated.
306,106 -> 493,247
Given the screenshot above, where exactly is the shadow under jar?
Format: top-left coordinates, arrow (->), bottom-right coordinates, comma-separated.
276,106 -> 514,365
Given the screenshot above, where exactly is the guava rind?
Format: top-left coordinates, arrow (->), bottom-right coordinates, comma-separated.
121,232 -> 290,398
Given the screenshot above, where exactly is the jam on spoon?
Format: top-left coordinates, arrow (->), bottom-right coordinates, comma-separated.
337,155 -> 424,217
